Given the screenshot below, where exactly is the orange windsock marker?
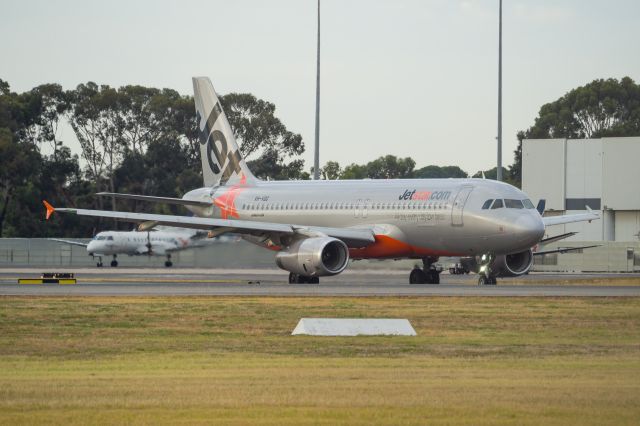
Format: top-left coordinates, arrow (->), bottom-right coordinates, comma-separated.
43,200 -> 55,220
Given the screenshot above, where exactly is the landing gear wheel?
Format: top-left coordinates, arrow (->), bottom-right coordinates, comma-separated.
429,270 -> 440,285
164,261 -> 173,267
409,268 -> 427,284
96,262 -> 103,267
478,275 -> 488,286
110,260 -> 118,267
288,273 -> 319,284
488,276 -> 497,285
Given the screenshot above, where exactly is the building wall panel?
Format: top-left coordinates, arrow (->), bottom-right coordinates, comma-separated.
522,139 -> 565,210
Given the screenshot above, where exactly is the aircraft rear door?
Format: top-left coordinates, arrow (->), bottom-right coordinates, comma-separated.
451,186 -> 473,226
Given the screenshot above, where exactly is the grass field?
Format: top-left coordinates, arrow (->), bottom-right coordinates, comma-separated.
1,296 -> 639,425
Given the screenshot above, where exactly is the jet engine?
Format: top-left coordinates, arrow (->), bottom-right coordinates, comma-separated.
275,237 -> 349,277
490,249 -> 534,277
461,249 -> 534,277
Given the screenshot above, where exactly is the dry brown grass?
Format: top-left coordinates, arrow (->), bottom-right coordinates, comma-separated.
1,296 -> 639,424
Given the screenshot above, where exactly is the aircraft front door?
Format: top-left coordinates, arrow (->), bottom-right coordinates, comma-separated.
451,186 -> 473,226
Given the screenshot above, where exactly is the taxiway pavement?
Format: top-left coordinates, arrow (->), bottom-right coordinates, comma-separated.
1,268 -> 639,296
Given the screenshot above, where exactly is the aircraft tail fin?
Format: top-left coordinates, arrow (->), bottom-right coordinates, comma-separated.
192,77 -> 257,187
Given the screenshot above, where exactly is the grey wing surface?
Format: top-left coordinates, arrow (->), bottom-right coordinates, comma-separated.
49,238 -> 88,248
52,207 -> 375,248
542,208 -> 600,226
96,192 -> 212,207
534,245 -> 600,256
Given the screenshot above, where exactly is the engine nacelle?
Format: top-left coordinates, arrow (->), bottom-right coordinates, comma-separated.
461,249 -> 534,277
275,237 -> 349,277
491,249 -> 534,277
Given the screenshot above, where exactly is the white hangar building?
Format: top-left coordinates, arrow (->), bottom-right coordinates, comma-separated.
523,136 -> 640,243
522,137 -> 640,272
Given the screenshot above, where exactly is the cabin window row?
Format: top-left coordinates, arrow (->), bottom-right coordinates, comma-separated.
241,202 -> 451,211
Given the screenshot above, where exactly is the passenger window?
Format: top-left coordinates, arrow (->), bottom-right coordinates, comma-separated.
491,199 -> 504,209
482,199 -> 493,209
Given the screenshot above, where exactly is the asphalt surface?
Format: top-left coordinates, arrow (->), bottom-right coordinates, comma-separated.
1,268 -> 639,296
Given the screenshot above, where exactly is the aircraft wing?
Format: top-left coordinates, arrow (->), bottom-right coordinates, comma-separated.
49,238 -> 88,248
44,202 -> 375,248
534,245 -> 600,256
96,192 -> 212,208
539,232 -> 578,245
542,207 -> 600,227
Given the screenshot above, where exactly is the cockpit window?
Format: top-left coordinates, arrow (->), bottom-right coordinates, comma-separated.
96,236 -> 106,240
522,199 -> 535,209
504,199 -> 524,209
491,199 -> 504,209
481,199 -> 493,209
107,236 -> 114,241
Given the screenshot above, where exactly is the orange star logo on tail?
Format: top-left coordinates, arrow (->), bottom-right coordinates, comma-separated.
213,175 -> 247,219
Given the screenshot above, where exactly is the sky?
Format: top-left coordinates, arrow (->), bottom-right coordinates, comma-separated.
2,0 -> 640,175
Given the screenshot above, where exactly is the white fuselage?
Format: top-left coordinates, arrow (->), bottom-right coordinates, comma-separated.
182,178 -> 545,259
86,230 -> 199,257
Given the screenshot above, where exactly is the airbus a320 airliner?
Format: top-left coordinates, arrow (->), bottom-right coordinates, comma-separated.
44,77 -> 599,285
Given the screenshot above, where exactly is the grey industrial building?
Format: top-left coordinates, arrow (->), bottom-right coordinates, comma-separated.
523,136 -> 640,272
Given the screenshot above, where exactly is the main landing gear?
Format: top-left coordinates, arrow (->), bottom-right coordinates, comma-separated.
164,254 -> 173,268
110,254 -> 118,267
289,272 -> 319,284
409,258 -> 440,284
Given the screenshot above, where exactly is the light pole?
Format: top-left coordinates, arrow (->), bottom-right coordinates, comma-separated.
313,0 -> 321,180
496,0 -> 503,181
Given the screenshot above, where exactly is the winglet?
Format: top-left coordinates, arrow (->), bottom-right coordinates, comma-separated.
43,200 -> 55,220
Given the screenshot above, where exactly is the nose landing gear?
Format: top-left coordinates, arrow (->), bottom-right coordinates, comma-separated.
164,254 -> 173,267
477,254 -> 497,285
477,274 -> 497,285
409,258 -> 441,284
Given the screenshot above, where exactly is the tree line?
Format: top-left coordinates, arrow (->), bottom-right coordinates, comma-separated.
1,76 -> 639,237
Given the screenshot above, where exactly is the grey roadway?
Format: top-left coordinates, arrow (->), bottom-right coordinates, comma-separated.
1,268 -> 639,296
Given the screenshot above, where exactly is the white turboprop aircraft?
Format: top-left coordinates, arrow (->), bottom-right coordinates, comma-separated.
44,77 -> 599,284
50,227 -> 212,267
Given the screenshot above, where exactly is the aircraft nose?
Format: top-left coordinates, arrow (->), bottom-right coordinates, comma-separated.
513,213 -> 545,247
87,241 -> 98,253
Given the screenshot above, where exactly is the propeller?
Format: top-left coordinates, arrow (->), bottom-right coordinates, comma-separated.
145,231 -> 153,255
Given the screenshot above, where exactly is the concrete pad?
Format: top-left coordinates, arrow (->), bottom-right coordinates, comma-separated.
291,318 -> 417,336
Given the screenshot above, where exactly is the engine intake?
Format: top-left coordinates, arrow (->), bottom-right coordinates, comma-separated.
461,249 -> 534,277
276,237 -> 349,277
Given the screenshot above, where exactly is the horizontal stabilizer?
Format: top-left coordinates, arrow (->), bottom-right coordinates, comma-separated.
96,192 -> 212,207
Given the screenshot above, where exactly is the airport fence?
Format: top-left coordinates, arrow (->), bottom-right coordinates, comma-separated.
1,239 -> 638,272
0,238 -> 277,269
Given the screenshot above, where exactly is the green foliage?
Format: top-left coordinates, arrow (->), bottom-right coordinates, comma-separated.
512,76 -> 640,187
0,78 -> 311,236
221,93 -> 306,180
336,155 -> 416,180
414,165 -> 468,179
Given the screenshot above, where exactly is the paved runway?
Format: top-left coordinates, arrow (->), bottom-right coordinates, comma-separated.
1,268 -> 639,296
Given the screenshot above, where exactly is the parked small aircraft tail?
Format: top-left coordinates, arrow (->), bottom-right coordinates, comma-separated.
193,77 -> 257,187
